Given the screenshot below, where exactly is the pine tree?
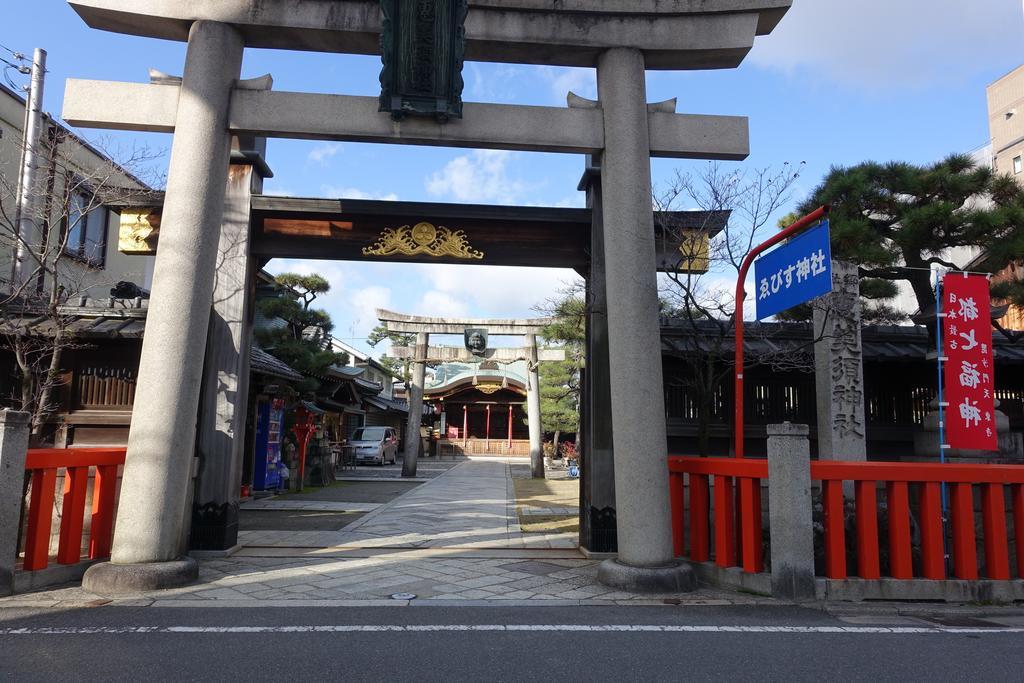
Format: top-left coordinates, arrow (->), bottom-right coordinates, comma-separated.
536,288 -> 585,455
256,273 -> 347,392
798,154 -> 1024,333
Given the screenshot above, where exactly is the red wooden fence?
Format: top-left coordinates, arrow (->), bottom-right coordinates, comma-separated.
21,448 -> 127,571
669,456 -> 1024,581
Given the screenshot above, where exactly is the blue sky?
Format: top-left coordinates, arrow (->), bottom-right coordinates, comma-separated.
4,0 -> 1023,356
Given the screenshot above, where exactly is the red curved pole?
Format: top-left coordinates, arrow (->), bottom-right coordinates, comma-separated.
733,205 -> 830,458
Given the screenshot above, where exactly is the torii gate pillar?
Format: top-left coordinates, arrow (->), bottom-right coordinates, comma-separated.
595,49 -> 694,592
84,21 -> 243,593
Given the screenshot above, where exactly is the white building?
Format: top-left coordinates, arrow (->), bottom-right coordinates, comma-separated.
0,82 -> 155,298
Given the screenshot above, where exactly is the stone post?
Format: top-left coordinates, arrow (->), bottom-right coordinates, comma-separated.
526,334 -> 544,479
190,156 -> 262,553
766,423 -> 816,602
403,332 -> 428,478
814,260 -> 867,470
580,154 -> 617,553
0,410 -> 30,597
595,48 -> 693,592
83,21 -> 244,594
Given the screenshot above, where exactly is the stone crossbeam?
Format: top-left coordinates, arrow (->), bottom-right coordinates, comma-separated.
68,0 -> 792,70
390,346 -> 566,363
62,81 -> 749,159
378,309 -> 550,336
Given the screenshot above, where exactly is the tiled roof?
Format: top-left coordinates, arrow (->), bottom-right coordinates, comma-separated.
249,345 -> 304,381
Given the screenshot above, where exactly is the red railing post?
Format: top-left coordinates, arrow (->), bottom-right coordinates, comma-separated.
739,477 -> 763,573
22,468 -> 57,571
951,483 -> 978,580
1013,484 -> 1024,579
57,466 -> 89,565
733,205 -> 829,459
854,480 -> 880,580
981,483 -> 1010,580
89,464 -> 119,559
689,474 -> 710,562
823,479 -> 847,579
886,481 -> 913,579
713,475 -> 736,567
669,472 -> 685,557
919,481 -> 946,580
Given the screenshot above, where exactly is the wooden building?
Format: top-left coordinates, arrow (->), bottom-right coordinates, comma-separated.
661,319 -> 1024,459
427,361 -> 530,455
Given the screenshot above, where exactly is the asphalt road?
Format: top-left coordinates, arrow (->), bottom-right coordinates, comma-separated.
1,605 -> 1022,682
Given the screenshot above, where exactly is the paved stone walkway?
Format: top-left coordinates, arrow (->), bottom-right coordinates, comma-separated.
0,550 -> 777,607
239,458 -> 577,550
241,500 -> 380,513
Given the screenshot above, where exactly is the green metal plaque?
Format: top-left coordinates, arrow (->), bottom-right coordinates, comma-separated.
379,0 -> 467,122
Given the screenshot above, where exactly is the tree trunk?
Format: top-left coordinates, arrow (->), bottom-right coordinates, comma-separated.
553,430 -> 561,458
32,338 -> 63,439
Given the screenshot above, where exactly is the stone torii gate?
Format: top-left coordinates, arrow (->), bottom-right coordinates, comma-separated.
64,0 -> 790,594
380,309 -> 566,479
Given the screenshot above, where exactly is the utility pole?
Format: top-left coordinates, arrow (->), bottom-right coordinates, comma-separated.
11,48 -> 47,290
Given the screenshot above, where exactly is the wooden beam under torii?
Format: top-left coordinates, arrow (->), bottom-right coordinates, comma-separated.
121,196 -> 725,272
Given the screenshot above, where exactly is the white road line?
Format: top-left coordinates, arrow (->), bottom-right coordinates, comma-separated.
0,624 -> 1021,635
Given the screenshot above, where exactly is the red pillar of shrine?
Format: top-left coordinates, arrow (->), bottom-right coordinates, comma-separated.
462,405 -> 468,450
507,405 -> 513,453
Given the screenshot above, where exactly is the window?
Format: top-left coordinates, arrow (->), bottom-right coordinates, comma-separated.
64,190 -> 107,267
351,427 -> 387,442
1014,156 -> 1022,175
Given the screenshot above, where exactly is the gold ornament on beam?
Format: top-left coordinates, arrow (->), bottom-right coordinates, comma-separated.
119,209 -> 160,255
362,221 -> 484,260
476,384 -> 502,394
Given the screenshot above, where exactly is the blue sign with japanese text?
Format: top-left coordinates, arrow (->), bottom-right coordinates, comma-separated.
754,220 -> 833,320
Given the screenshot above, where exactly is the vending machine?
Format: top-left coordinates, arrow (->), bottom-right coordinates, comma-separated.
253,398 -> 285,490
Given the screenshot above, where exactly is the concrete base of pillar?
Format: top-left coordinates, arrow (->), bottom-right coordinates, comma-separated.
82,557 -> 198,595
597,558 -> 696,593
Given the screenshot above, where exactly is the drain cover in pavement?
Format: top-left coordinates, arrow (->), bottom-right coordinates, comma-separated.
391,593 -> 417,600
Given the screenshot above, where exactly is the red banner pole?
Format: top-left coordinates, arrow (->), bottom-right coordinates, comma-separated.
733,205 -> 829,458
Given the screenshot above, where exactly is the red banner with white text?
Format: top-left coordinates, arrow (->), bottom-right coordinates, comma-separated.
943,274 -> 997,451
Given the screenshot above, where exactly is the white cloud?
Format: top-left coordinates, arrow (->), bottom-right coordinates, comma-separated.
751,0 -> 1023,90
425,150 -> 535,204
320,185 -> 399,201
423,264 -> 582,320
350,285 -> 393,333
465,62 -> 525,103
307,142 -> 344,165
417,290 -> 470,318
538,66 -> 596,105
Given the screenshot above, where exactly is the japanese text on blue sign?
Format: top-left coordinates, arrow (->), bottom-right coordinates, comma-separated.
754,220 -> 833,320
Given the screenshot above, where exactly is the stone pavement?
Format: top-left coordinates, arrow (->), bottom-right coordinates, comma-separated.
241,500 -> 380,513
239,458 -> 577,550
0,549 -> 776,607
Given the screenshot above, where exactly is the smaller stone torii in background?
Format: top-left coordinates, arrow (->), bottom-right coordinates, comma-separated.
379,309 -> 565,479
